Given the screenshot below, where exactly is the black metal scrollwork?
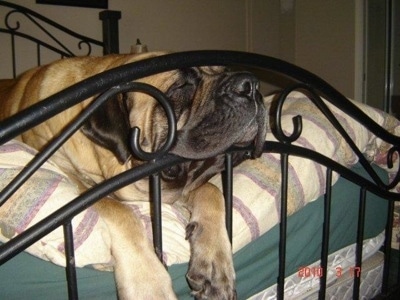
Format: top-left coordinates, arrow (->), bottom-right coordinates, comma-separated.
272,83 -> 400,191
273,85 -> 303,144
1,1 -> 101,57
386,146 -> 400,190
0,82 -> 176,206
77,40 -> 92,56
5,9 -> 21,31
129,84 -> 177,161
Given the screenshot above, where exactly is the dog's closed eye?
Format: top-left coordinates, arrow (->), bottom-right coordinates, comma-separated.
161,164 -> 184,181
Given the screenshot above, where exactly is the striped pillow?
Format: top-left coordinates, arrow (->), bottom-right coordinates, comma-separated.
0,91 -> 398,268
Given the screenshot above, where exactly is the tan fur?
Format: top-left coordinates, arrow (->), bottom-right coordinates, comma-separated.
0,53 -> 180,299
2,54 -> 185,200
186,183 -> 236,299
0,53 -> 242,299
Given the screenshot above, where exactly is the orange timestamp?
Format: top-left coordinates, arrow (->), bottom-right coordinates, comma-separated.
298,266 -> 361,278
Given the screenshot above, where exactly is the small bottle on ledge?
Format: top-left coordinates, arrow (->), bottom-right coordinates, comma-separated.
131,39 -> 148,54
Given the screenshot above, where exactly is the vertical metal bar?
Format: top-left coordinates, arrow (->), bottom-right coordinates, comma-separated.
353,187 -> 367,299
11,33 -> 16,78
63,222 -> 78,300
384,0 -> 393,113
223,152 -> 233,243
397,244 -> 400,287
99,10 -> 121,55
382,200 -> 395,294
278,153 -> 289,300
318,168 -> 332,300
37,43 -> 41,66
150,172 -> 163,263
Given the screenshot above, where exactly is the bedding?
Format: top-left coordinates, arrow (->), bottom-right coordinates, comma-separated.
250,233 -> 386,299
314,251 -> 385,299
0,163 -> 389,299
1,91 -> 398,268
0,91 -> 397,298
2,2 -> 400,298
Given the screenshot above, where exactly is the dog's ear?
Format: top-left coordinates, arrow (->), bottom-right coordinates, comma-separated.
81,93 -> 131,164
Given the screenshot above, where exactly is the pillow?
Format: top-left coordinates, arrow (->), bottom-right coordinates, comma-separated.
0,140 -> 191,267
0,91 -> 398,268
210,92 -> 400,248
0,140 -> 112,267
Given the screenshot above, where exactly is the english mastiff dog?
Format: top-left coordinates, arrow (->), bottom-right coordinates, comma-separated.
0,52 -> 266,299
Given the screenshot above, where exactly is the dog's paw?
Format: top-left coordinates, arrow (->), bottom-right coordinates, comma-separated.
185,221 -> 236,300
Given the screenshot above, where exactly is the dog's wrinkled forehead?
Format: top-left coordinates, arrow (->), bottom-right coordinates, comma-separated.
198,66 -> 227,75
148,66 -> 228,122
165,66 -> 226,86
132,66 -> 226,111
125,65 -> 229,148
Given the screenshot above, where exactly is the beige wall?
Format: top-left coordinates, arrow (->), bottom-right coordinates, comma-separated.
1,0 -> 361,99
249,0 -> 360,98
114,0 -> 247,53
0,0 -> 256,77
294,0 -> 357,98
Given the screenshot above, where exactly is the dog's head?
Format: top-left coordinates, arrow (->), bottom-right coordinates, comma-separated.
82,53 -> 266,197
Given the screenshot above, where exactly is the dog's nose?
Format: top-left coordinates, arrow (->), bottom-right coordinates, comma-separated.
228,72 -> 260,98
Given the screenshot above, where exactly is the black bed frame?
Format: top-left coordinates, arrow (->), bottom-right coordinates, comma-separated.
1,1 -> 400,299
0,0 -> 120,78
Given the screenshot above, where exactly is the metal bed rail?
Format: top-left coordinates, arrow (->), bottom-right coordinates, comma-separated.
0,0 -> 120,78
0,51 -> 400,299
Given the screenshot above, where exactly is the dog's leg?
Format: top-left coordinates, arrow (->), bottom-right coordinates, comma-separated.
185,183 -> 236,300
94,199 -> 177,300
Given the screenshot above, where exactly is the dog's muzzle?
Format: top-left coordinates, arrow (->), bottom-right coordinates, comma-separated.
216,72 -> 267,157
171,71 -> 267,160
164,71 -> 267,191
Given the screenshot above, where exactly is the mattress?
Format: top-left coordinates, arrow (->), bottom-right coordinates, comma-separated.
319,251 -> 384,300
0,163 -> 389,299
249,232 -> 385,299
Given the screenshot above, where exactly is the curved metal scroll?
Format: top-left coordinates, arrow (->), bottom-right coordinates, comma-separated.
271,83 -> 400,192
273,85 -> 303,144
0,0 -> 102,57
129,85 -> 177,161
0,82 -> 176,206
